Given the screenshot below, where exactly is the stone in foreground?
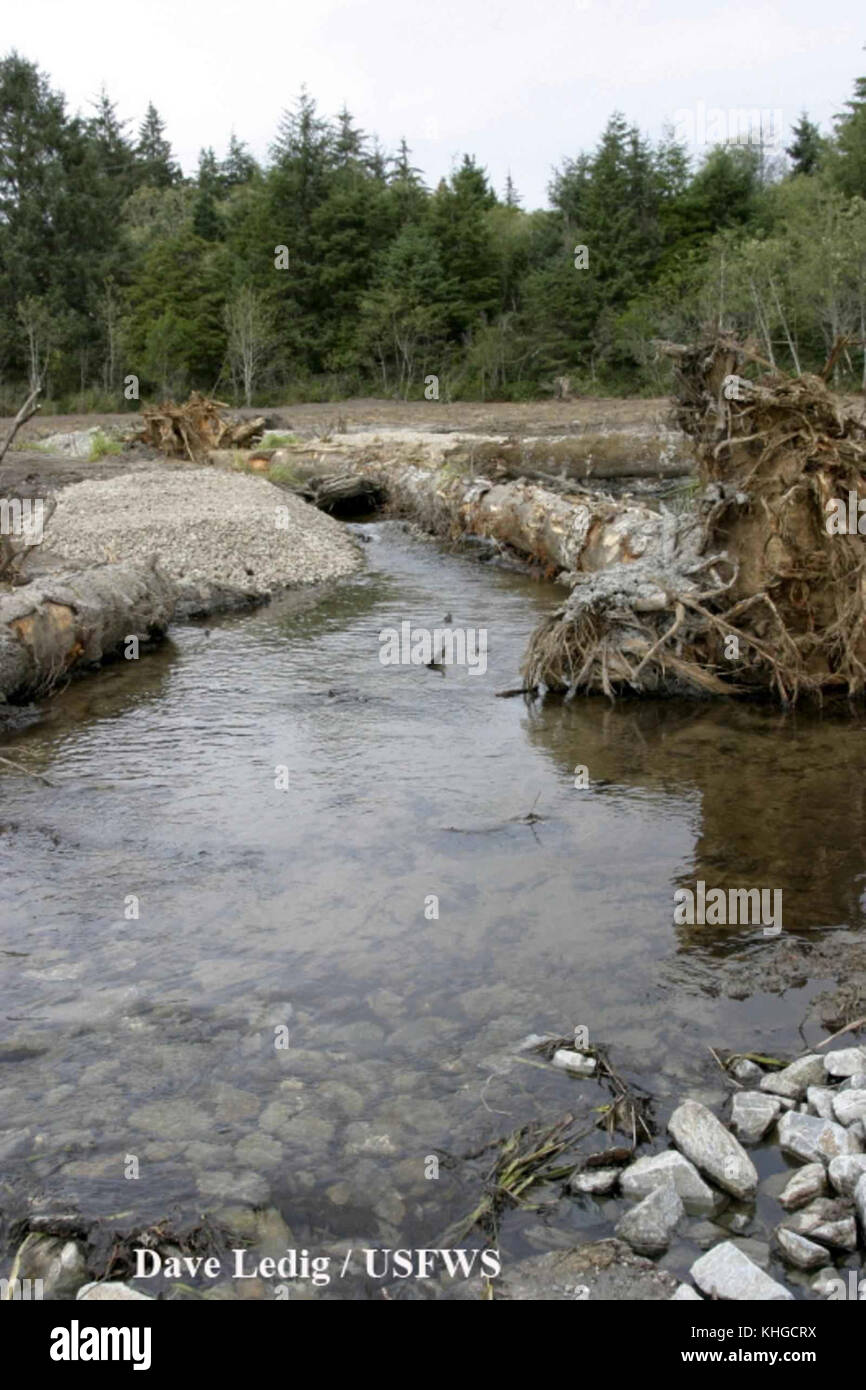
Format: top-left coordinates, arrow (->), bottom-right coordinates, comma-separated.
668,1100 -> 758,1199
671,1282 -> 703,1300
690,1241 -> 793,1301
777,1111 -> 863,1165
824,1047 -> 866,1078
619,1150 -> 717,1214
759,1055 -> 825,1100
615,1183 -> 684,1256
730,1091 -> 782,1144
775,1227 -> 827,1270
778,1163 -> 827,1211
832,1089 -> 866,1128
828,1154 -> 866,1198
783,1198 -> 858,1250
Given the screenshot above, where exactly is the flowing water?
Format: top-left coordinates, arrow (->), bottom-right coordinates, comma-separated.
1,520 -> 865,1296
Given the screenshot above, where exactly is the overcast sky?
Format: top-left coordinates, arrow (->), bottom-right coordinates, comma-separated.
5,0 -> 864,207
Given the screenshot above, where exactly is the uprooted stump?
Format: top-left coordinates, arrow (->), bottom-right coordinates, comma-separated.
138,394 -> 266,462
0,559 -> 176,702
523,334 -> 866,703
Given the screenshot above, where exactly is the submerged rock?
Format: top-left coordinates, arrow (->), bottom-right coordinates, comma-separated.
690,1241 -> 793,1301
668,1100 -> 758,1199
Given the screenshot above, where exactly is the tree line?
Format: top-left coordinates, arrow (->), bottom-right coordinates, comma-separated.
2,50 -> 866,409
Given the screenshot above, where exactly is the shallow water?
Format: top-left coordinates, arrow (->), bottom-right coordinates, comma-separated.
1,520 -> 865,1296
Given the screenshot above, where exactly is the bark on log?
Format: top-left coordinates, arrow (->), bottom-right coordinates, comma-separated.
383,465 -> 664,576
0,559 -> 176,703
442,437 -> 693,481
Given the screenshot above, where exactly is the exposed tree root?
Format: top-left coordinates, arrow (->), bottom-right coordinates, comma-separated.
523,334 -> 866,703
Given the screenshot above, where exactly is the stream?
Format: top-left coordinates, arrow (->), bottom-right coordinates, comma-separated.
1,519 -> 865,1297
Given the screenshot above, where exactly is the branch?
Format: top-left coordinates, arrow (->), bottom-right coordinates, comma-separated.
0,387 -> 42,465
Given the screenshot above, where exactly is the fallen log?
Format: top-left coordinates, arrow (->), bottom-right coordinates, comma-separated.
222,443 -> 667,579
0,559 -> 176,703
443,435 -> 693,482
523,333 -> 866,703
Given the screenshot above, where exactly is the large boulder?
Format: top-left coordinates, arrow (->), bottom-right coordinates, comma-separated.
668,1100 -> 758,1199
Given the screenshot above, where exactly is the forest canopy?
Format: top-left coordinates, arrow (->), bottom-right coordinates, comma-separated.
2,53 -> 866,408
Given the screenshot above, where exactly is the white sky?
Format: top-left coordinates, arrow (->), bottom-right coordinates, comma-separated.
5,0 -> 864,207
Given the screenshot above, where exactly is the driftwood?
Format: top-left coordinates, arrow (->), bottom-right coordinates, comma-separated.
138,394 -> 266,462
523,333 -> 866,703
0,559 -> 176,703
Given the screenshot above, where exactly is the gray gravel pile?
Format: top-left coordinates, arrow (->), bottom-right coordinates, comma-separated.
40,468 -> 362,613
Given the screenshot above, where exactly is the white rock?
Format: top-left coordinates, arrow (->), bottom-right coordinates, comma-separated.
778,1163 -> 828,1210
783,1198 -> 858,1250
776,1227 -> 828,1270
77,1281 -> 154,1301
841,1073 -> 866,1091
832,1090 -> 866,1128
615,1182 -> 684,1256
552,1049 -> 596,1076
806,1086 -> 836,1121
668,1100 -> 758,1199
824,1047 -> 866,1078
730,1091 -> 782,1144
569,1167 -> 619,1195
777,1111 -> 863,1165
828,1154 -> 866,1198
690,1241 -> 793,1301
759,1055 -> 825,1100
671,1282 -> 703,1300
731,1058 -> 763,1085
619,1150 -> 717,1214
